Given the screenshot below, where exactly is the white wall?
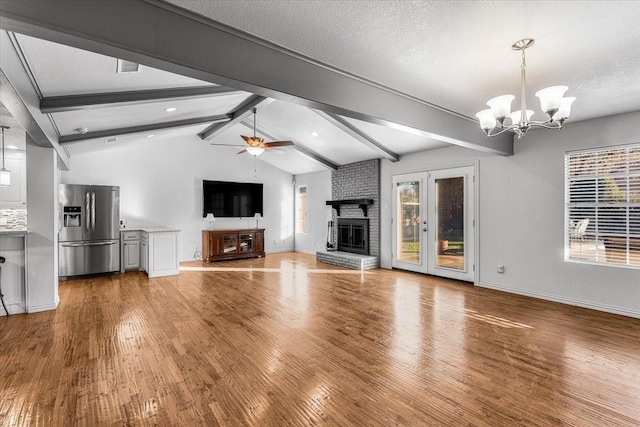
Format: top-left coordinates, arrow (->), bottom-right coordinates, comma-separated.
26,140 -> 59,313
381,111 -> 640,318
293,170 -> 332,254
61,133 -> 295,261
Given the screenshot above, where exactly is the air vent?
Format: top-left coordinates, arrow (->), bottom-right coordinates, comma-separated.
116,59 -> 141,73
105,137 -> 117,144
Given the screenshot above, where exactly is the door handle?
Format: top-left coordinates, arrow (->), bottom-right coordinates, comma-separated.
85,192 -> 90,231
91,192 -> 96,230
61,241 -> 117,247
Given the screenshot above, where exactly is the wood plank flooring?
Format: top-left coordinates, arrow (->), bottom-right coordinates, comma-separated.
1,252 -> 639,426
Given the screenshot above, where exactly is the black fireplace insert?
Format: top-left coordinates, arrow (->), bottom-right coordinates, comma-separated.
337,218 -> 369,255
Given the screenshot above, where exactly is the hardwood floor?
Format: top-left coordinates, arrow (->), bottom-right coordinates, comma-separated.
1,252 -> 639,426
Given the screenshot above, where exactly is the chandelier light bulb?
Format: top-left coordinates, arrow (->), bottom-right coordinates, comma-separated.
475,109 -> 497,132
486,95 -> 515,120
535,85 -> 568,116
509,109 -> 534,126
553,97 -> 576,121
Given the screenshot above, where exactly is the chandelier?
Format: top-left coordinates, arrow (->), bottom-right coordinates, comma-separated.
475,39 -> 575,139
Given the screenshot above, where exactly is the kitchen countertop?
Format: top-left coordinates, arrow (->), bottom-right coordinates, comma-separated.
121,227 -> 181,233
0,229 -> 30,236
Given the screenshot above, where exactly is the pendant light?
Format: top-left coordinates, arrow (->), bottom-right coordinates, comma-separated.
0,126 -> 10,187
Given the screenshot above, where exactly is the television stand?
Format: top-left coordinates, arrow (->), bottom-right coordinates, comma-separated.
202,229 -> 265,262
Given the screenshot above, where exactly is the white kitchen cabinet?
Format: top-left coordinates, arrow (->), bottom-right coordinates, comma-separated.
0,155 -> 27,207
140,237 -> 149,273
120,230 -> 141,272
140,229 -> 179,278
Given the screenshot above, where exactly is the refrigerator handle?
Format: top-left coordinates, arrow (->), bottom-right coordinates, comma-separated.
91,192 -> 96,230
85,192 -> 91,231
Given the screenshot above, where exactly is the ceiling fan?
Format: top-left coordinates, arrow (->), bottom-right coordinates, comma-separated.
211,108 -> 294,156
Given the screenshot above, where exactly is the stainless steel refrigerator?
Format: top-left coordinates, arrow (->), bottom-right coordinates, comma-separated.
58,184 -> 120,277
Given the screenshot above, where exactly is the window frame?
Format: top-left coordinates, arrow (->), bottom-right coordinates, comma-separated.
564,143 -> 640,269
296,185 -> 307,234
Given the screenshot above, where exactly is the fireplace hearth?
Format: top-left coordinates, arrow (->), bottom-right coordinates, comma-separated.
337,218 -> 369,255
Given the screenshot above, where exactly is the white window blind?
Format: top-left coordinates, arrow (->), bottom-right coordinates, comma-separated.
565,143 -> 640,268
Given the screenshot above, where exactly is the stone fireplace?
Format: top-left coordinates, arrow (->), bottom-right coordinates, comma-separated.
337,218 -> 369,255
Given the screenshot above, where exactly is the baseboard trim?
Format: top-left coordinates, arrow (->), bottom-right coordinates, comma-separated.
294,249 -> 316,255
27,303 -> 58,314
1,302 -> 26,316
266,248 -> 294,254
478,281 -> 640,319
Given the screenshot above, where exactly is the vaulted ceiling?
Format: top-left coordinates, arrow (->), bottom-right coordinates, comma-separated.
1,1 -> 639,175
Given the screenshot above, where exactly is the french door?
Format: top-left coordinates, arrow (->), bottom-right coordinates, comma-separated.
392,166 -> 475,282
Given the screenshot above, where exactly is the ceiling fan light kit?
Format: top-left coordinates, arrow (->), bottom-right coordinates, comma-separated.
246,146 -> 265,156
476,38 -> 576,139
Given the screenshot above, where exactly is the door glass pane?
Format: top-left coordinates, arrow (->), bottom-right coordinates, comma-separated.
223,235 -> 237,253
397,181 -> 421,263
240,233 -> 253,252
435,177 -> 464,270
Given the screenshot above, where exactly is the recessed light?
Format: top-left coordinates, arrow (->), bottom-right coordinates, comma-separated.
147,134 -> 155,138
165,107 -> 177,112
311,131 -> 319,137
74,127 -> 89,134
6,145 -> 18,150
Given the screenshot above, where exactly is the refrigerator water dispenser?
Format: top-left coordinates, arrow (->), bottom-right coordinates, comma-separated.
63,206 -> 82,227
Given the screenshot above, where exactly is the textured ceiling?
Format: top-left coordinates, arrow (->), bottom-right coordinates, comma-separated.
166,0 -> 640,123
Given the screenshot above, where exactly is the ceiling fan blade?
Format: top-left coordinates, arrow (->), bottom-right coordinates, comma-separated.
236,149 -> 247,154
264,141 -> 294,148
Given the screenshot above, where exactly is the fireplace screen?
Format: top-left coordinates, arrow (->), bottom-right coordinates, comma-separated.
337,218 -> 369,255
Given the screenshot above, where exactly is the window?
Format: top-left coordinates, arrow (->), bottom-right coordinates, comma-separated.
297,185 -> 307,234
565,143 -> 640,268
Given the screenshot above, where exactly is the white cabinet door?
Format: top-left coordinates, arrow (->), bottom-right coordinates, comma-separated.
147,232 -> 179,277
123,240 -> 140,270
140,240 -> 148,273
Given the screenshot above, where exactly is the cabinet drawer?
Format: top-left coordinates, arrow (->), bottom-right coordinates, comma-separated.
122,231 -> 140,241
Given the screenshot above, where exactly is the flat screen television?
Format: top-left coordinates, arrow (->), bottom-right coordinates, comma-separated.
203,180 -> 263,218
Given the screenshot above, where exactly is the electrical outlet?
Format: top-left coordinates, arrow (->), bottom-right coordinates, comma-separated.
274,239 -> 277,245
497,265 -> 505,274
313,240 -> 316,246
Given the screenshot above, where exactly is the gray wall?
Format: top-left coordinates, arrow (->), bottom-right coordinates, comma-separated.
294,170 -> 332,254
331,159 -> 380,257
381,111 -> 640,318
